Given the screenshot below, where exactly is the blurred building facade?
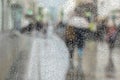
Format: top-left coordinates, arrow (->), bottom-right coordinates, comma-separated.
0,0 -> 39,31
97,0 -> 120,17
1,0 -> 120,31
75,0 -> 97,22
0,0 -> 13,31
66,0 -> 120,19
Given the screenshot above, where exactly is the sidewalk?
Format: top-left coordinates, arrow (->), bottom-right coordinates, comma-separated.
26,34 -> 69,80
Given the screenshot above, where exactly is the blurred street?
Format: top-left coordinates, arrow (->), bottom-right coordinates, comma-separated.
0,32 -> 120,80
1,0 -> 120,80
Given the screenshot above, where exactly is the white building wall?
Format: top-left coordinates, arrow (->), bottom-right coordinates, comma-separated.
63,0 -> 76,22
0,0 -> 14,31
98,0 -> 120,17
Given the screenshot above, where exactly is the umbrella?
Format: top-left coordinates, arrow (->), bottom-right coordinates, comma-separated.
68,16 -> 89,28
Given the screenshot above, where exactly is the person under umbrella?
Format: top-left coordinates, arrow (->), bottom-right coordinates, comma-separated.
66,16 -> 89,58
65,16 -> 89,80
105,17 -> 117,78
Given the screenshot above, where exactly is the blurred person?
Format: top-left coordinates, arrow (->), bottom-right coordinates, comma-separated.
65,15 -> 90,80
55,21 -> 67,40
20,23 -> 34,33
82,23 -> 98,80
65,25 -> 76,58
83,16 -> 98,80
35,21 -> 43,31
74,28 -> 87,56
65,26 -> 86,80
20,14 -> 45,35
106,17 -> 117,49
96,17 -> 107,41
112,16 -> 120,79
114,18 -> 120,47
65,16 -> 89,58
105,17 -> 117,78
20,15 -> 35,34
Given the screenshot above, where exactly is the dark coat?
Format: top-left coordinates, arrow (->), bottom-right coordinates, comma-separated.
35,22 -> 43,31
20,23 -> 34,33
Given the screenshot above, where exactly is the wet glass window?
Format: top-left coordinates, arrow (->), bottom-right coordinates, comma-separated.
0,0 -> 120,80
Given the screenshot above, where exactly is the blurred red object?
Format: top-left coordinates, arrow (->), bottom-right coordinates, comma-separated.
106,26 -> 117,41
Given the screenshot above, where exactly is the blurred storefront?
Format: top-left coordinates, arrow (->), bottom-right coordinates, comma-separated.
1,0 -> 40,31
75,0 -> 120,18
0,0 -> 24,31
0,0 -> 12,31
11,3 -> 23,30
63,0 -> 97,22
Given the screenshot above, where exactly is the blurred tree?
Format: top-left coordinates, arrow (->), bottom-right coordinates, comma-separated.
59,8 -> 64,21
37,7 -> 44,21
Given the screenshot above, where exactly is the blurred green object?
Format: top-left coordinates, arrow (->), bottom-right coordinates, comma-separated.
36,15 -> 43,21
111,9 -> 120,14
89,22 -> 96,31
85,11 -> 92,17
60,9 -> 64,20
112,15 -> 116,20
27,9 -> 33,15
36,7 -> 44,21
38,7 -> 43,14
